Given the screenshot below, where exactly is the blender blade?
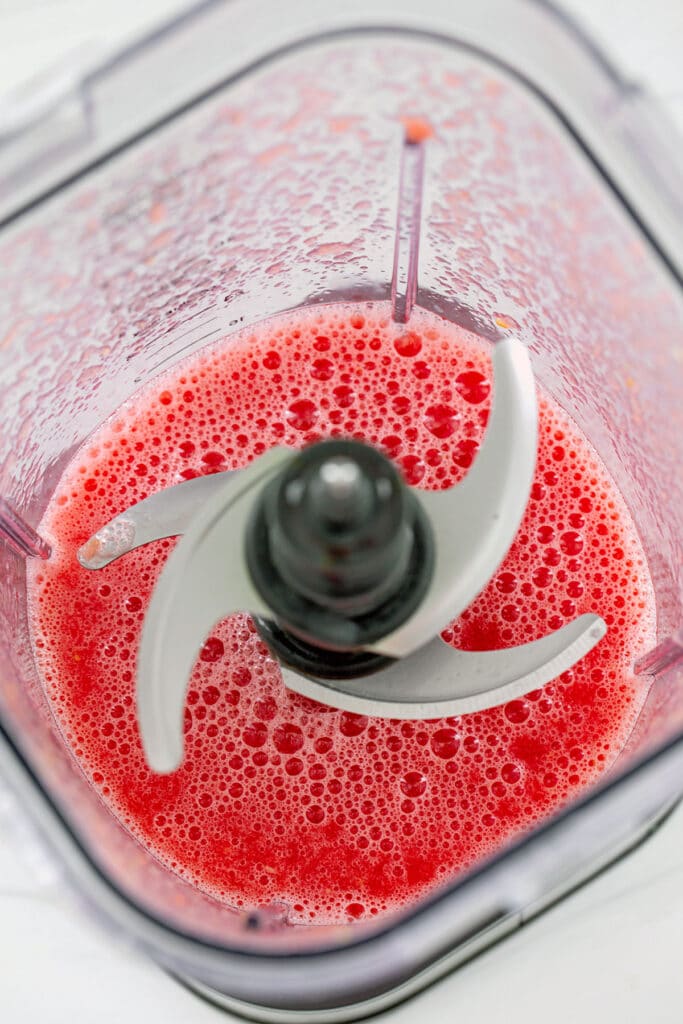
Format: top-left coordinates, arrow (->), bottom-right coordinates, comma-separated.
78,333 -> 607,774
371,334 -> 537,658
78,470 -> 243,569
281,616 -> 606,720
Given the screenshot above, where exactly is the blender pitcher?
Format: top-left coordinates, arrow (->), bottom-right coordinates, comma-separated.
0,1 -> 682,1020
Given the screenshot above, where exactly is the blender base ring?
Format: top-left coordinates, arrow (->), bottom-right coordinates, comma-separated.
253,616 -> 394,681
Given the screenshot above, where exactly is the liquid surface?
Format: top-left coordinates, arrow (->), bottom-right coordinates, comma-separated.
29,304 -> 655,925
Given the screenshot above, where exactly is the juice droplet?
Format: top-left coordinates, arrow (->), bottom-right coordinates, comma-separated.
286,399 -> 318,431
453,438 -> 478,468
430,728 -> 460,759
332,384 -> 355,408
501,763 -> 521,784
495,572 -> 517,594
243,722 -> 268,748
200,637 -> 225,662
400,771 -> 427,796
560,531 -> 584,556
311,358 -> 334,381
505,700 -> 530,724
273,723 -> 304,754
346,902 -> 365,919
339,712 -> 368,737
394,332 -> 422,357
263,351 -> 281,369
399,454 -> 425,485
455,370 -> 490,405
423,403 -> 459,439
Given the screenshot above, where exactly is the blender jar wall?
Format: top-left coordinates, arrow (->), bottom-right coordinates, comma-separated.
0,8 -> 681,1012
0,35 -> 407,951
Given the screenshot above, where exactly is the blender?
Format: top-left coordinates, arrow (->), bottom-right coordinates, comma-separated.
1,1 -> 682,1020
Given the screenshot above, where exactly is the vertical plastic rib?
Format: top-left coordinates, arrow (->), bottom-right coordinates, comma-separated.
390,122 -> 428,324
635,628 -> 683,677
0,497 -> 51,559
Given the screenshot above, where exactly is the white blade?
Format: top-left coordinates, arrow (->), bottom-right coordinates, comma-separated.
282,614 -> 607,718
77,471 -> 239,569
373,335 -> 537,658
136,448 -> 292,773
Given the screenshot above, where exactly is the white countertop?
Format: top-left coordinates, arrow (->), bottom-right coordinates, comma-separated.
1,1 -> 682,1021
4,785 -> 683,1023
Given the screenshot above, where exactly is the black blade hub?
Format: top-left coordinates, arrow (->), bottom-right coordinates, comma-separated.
246,439 -> 434,678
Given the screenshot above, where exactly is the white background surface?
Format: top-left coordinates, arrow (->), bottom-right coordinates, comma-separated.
1,1 -> 682,1021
